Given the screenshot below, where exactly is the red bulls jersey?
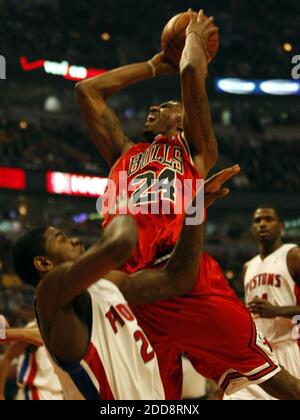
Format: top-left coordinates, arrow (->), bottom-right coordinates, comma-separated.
102,134 -> 267,400
103,133 -> 236,298
103,133 -> 202,272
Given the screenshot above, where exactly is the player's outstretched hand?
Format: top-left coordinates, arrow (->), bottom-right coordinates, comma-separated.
186,9 -> 219,64
149,52 -> 179,76
204,164 -> 240,208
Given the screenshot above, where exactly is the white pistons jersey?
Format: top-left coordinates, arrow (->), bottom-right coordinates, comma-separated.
56,279 -> 164,400
17,344 -> 63,400
244,244 -> 300,344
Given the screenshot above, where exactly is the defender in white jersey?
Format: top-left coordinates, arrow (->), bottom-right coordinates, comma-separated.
11,171 -> 235,400
226,206 -> 300,400
0,323 -> 85,400
49,279 -> 164,400
0,321 -> 63,400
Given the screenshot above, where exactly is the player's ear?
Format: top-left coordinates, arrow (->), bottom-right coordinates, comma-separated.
34,256 -> 54,274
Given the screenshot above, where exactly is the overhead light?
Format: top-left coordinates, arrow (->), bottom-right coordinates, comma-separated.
44,95 -> 62,113
19,120 -> 28,130
19,204 -> 27,216
226,271 -> 234,280
283,43 -> 293,52
101,32 -> 111,41
216,78 -> 256,95
260,80 -> 300,95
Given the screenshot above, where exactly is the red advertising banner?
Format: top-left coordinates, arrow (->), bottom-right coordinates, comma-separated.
46,171 -> 108,197
0,167 -> 26,190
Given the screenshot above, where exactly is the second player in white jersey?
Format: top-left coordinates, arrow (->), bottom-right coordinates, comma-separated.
16,343 -> 63,400
226,207 -> 300,401
245,244 -> 300,344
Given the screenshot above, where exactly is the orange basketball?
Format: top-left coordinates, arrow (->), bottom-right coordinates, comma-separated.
161,11 -> 219,66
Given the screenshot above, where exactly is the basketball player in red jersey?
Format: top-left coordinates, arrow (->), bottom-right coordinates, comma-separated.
76,9 -> 300,399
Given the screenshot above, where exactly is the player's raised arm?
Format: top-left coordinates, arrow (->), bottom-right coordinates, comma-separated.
36,215 -> 138,319
179,9 -> 219,177
75,57 -> 176,168
115,165 -> 240,304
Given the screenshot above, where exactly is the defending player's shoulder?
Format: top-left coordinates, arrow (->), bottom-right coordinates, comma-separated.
36,262 -> 74,320
287,246 -> 300,284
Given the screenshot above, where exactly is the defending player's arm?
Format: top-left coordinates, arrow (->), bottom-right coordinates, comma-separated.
179,9 -> 219,177
75,57 -> 176,167
249,247 -> 300,319
0,315 -> 9,340
36,215 -> 138,318
3,328 -> 43,347
0,341 -> 29,400
114,165 -> 240,304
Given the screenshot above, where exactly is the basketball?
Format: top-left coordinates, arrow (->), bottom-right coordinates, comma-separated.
161,11 -> 219,66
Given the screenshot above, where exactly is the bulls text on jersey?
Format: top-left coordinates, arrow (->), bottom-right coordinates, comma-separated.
128,144 -> 184,177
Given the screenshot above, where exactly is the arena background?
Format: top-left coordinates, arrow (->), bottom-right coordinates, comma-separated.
0,0 -> 299,399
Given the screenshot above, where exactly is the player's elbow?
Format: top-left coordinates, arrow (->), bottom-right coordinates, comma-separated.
75,80 -> 91,101
75,79 -> 102,102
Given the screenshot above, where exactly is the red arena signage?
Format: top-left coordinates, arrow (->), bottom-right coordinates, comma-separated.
0,167 -> 26,190
20,56 -> 107,81
46,171 -> 108,197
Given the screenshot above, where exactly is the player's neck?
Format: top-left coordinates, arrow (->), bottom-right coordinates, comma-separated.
164,129 -> 180,137
259,238 -> 283,259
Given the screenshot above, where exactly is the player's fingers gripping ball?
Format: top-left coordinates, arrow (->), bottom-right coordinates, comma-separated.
161,9 -> 219,66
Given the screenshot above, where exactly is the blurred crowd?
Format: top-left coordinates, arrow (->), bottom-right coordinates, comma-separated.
0,234 -> 34,331
1,112 -> 299,192
0,117 -> 108,174
218,136 -> 300,193
0,0 -> 298,78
